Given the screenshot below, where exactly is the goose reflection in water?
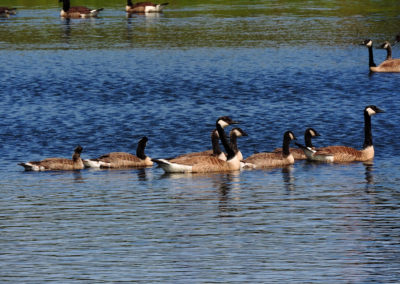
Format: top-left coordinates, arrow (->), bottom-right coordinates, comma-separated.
217,172 -> 241,216
282,165 -> 295,192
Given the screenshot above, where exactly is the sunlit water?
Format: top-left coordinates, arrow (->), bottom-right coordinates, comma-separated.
1,3 -> 400,283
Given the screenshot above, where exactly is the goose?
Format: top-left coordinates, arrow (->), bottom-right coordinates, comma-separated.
152,116 -> 242,173
243,131 -> 297,169
395,33 -> 400,45
274,128 -> 320,160
170,129 -> 227,162
379,41 -> 393,60
300,105 -> 384,163
126,1 -> 169,13
0,7 -> 17,16
59,0 -> 103,18
18,145 -> 84,171
83,137 -> 153,168
361,39 -> 400,72
170,127 -> 247,163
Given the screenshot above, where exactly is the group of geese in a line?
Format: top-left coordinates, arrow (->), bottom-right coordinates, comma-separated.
19,105 -> 384,173
0,0 -> 168,18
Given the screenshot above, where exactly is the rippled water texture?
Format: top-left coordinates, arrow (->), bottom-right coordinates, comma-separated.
1,1 -> 400,282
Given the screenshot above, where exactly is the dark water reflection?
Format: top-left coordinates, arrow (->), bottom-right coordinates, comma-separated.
1,1 -> 400,283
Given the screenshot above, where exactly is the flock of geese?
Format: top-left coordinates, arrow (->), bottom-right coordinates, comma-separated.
3,3 -> 393,172
19,105 -> 384,173
0,0 -> 169,18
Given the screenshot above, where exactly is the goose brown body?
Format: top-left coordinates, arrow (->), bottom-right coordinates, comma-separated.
126,1 -> 168,13
59,0 -> 103,18
84,137 -> 152,168
19,146 -> 84,171
303,105 -> 384,163
244,131 -> 296,169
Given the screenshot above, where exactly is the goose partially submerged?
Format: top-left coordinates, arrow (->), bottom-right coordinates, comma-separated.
59,0 -> 103,18
243,131 -> 297,169
84,137 -> 153,168
299,105 -> 384,163
126,1 -> 169,13
19,145 -> 84,171
0,7 -> 17,16
153,116 -> 242,173
361,39 -> 400,72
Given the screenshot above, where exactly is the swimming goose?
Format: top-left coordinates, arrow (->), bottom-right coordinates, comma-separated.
18,145 -> 84,171
395,33 -> 400,45
59,0 -> 103,18
83,137 -> 153,168
153,116 -> 242,173
171,127 -> 247,163
0,7 -> 17,16
379,41 -> 393,60
126,1 -> 169,13
300,105 -> 384,163
170,129 -> 227,162
361,39 -> 400,72
243,131 -> 297,169
274,128 -> 320,160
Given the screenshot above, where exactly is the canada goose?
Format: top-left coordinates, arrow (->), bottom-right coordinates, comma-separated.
18,145 -> 84,171
171,127 -> 247,163
0,7 -> 17,16
243,131 -> 297,169
126,1 -> 169,13
395,33 -> 400,45
153,116 -> 242,173
83,137 -> 153,168
379,41 -> 393,60
170,129 -> 227,162
59,0 -> 103,18
274,128 -> 320,160
300,105 -> 384,163
361,39 -> 400,72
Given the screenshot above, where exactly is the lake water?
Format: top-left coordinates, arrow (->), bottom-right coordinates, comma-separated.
1,1 -> 400,283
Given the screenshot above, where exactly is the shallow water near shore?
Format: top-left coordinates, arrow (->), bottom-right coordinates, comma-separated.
1,1 -> 400,282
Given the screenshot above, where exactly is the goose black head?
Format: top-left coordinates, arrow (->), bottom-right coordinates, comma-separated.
361,39 -> 373,47
365,105 -> 384,116
305,127 -> 320,137
378,41 -> 391,49
230,127 -> 248,138
74,145 -> 83,154
216,116 -> 239,128
284,131 -> 297,141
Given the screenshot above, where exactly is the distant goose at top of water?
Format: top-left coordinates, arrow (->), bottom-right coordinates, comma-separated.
243,131 -> 297,169
299,105 -> 384,163
83,137 -> 153,168
361,39 -> 400,72
152,116 -> 242,173
395,33 -> 400,45
274,128 -> 320,160
18,145 -> 84,171
126,1 -> 169,13
0,7 -> 17,16
59,0 -> 103,18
